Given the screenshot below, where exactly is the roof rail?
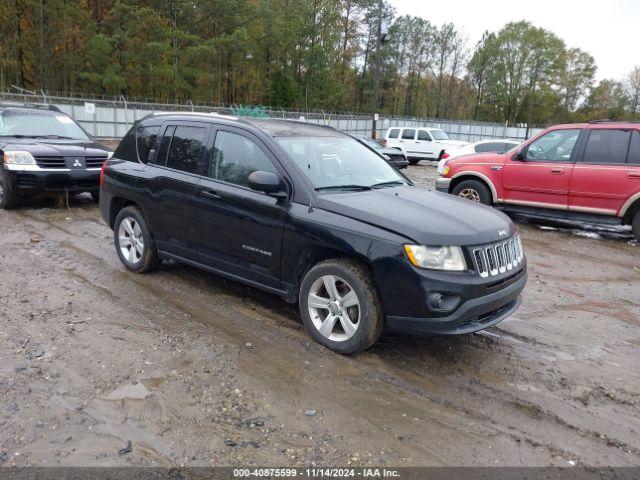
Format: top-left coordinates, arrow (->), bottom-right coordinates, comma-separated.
588,119 -> 640,124
0,101 -> 61,112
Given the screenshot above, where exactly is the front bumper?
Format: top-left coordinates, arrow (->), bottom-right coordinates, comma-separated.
4,165 -> 100,194
386,270 -> 526,334
435,177 -> 451,193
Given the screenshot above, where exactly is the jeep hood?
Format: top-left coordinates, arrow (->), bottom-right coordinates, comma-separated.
316,186 -> 515,246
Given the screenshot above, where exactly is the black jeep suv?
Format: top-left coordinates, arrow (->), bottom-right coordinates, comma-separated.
100,113 -> 527,354
0,102 -> 113,208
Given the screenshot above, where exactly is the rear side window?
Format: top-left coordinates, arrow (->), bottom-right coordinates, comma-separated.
113,127 -> 137,162
401,129 -> 416,140
417,130 -> 431,141
628,130 -> 640,164
210,131 -> 276,187
165,125 -> 208,175
583,129 -> 629,164
136,124 -> 160,163
388,128 -> 400,139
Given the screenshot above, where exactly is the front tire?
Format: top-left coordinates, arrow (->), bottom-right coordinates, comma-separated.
113,206 -> 159,273
451,179 -> 492,206
0,169 -> 20,209
299,259 -> 383,354
408,159 -> 420,165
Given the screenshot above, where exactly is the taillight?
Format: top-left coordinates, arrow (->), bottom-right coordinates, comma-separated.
442,153 -> 450,159
99,160 -> 108,187
381,139 -> 387,147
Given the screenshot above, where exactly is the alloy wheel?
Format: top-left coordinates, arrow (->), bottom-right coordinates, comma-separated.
118,217 -> 145,265
307,275 -> 360,342
459,188 -> 480,203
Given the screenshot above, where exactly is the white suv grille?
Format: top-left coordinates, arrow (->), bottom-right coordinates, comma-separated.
472,234 -> 524,278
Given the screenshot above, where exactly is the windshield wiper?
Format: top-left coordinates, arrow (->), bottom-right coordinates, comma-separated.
315,184 -> 372,192
371,180 -> 407,189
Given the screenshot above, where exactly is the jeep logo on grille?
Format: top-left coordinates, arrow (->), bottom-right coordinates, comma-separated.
498,229 -> 507,237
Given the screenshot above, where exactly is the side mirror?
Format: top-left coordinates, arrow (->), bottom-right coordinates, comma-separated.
514,149 -> 525,161
248,171 -> 286,197
147,149 -> 157,164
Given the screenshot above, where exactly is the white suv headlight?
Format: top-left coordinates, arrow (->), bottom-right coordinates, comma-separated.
404,244 -> 467,271
4,151 -> 36,165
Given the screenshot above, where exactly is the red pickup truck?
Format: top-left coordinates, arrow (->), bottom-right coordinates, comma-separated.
435,121 -> 640,240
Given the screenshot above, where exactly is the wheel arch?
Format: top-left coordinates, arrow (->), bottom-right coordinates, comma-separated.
285,246 -> 374,303
108,196 -> 138,228
450,171 -> 498,203
620,192 -> 640,223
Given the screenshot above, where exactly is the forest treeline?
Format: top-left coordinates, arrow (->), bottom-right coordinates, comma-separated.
1,0 -> 639,125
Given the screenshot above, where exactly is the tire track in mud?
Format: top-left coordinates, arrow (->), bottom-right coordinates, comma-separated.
5,206 -> 640,466
13,209 -> 637,462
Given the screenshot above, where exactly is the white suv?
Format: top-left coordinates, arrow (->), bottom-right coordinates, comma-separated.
383,127 -> 469,164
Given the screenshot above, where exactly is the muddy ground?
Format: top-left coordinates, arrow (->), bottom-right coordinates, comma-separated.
0,164 -> 639,468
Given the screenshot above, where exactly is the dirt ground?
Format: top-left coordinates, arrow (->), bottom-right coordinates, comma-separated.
0,164 -> 639,468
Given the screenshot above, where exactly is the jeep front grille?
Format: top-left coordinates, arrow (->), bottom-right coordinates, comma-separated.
472,234 -> 524,278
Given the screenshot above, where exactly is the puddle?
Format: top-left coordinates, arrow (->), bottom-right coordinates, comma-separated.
104,382 -> 151,401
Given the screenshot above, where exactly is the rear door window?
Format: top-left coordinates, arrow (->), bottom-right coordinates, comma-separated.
401,129 -> 416,140
155,126 -> 175,166
628,130 -> 640,164
165,125 -> 208,175
582,129 -> 630,164
388,128 -> 400,139
417,130 -> 431,141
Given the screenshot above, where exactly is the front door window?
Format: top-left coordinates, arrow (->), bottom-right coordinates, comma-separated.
525,129 -> 581,162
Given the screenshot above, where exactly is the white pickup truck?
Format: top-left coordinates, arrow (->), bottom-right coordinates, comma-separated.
382,127 -> 468,164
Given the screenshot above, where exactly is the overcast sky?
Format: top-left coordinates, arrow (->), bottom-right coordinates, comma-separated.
389,0 -> 639,81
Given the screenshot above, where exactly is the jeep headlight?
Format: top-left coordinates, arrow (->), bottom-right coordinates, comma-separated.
404,244 -> 467,271
4,151 -> 36,165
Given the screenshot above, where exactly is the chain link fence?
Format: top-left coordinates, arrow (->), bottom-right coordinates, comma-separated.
0,91 -> 542,142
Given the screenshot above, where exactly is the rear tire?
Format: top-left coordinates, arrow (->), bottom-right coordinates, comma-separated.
0,169 -> 20,209
408,159 -> 420,165
632,211 -> 640,241
91,192 -> 100,203
113,206 -> 159,273
299,259 -> 384,355
451,179 -> 492,206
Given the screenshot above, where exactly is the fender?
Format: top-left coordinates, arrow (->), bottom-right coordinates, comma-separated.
451,171 -> 500,203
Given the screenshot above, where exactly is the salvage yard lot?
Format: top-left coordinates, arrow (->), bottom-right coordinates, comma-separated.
0,164 -> 638,467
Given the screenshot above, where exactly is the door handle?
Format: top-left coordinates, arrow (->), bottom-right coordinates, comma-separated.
550,168 -> 564,174
628,172 -> 640,179
200,190 -> 222,200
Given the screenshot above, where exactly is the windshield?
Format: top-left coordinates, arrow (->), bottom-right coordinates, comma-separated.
0,110 -> 90,140
276,136 -> 408,191
430,129 -> 449,140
